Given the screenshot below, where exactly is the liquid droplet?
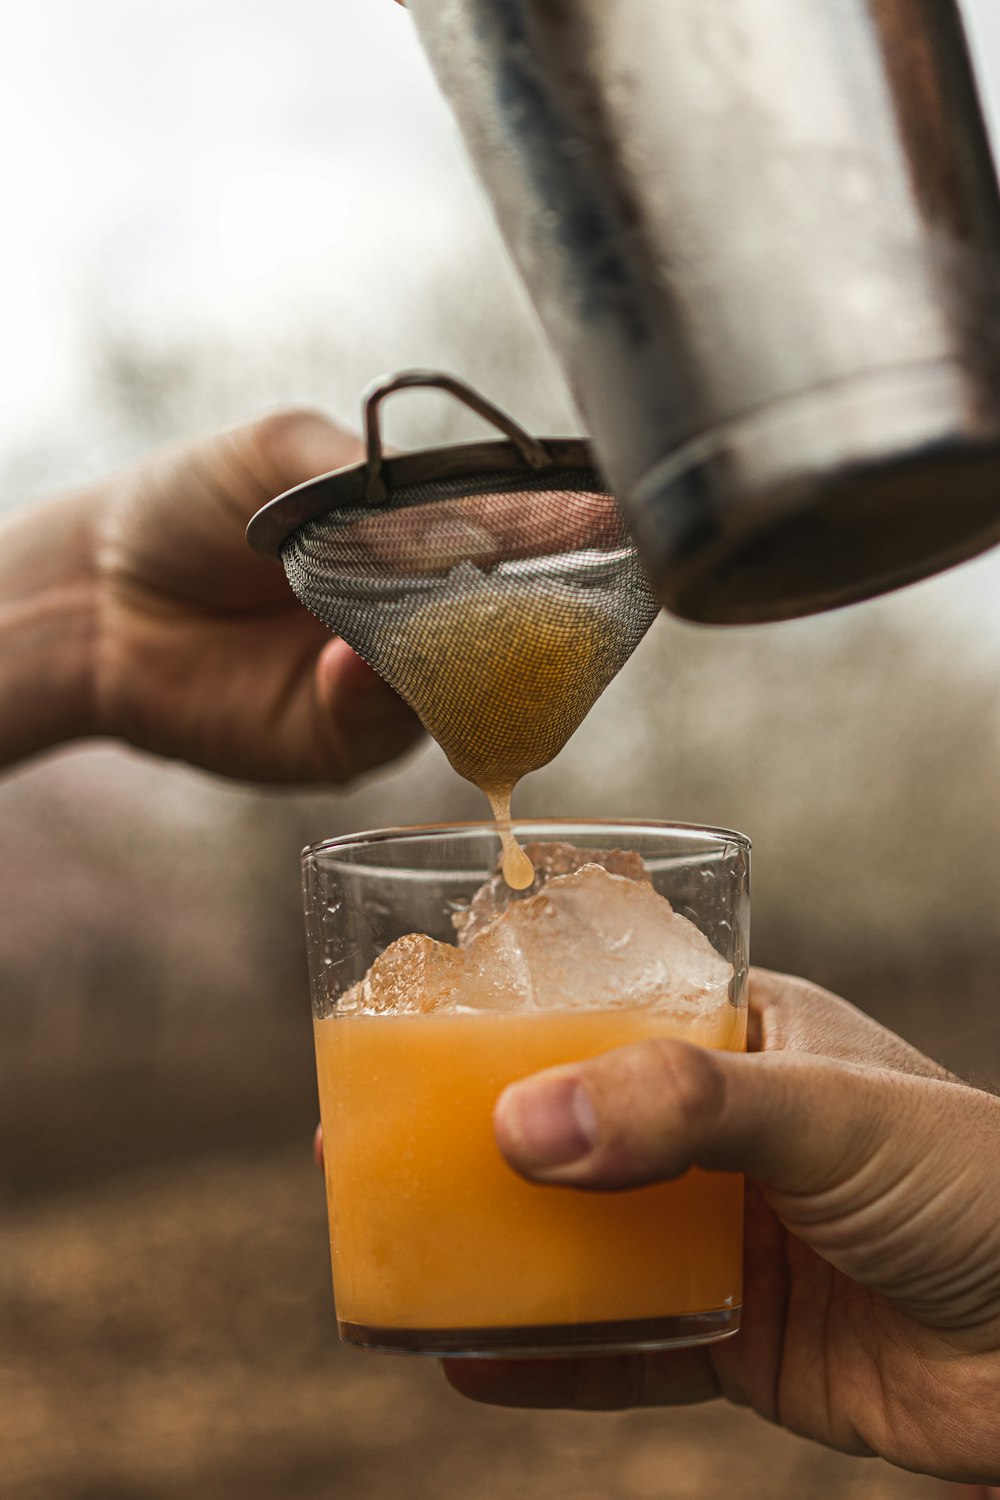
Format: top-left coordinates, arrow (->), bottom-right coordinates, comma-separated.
486,785 -> 535,890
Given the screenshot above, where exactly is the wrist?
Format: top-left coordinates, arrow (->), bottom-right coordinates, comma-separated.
0,488 -> 101,768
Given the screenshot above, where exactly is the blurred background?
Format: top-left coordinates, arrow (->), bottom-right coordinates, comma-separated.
3,2 -> 1000,1496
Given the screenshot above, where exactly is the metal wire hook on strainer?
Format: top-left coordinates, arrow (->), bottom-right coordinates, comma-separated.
247,370 -> 659,796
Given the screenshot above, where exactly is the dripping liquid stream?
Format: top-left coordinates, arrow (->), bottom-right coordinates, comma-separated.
485,785 -> 535,890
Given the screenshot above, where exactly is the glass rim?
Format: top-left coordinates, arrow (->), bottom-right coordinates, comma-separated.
302,818 -> 751,864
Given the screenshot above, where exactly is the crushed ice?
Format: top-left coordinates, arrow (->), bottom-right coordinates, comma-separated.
338,846 -> 732,1016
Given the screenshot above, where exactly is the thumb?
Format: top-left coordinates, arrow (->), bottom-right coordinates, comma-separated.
493,1039 -> 904,1196
494,1039 -> 1000,1326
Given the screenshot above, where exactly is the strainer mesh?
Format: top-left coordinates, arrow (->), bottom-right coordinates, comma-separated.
280,469 -> 659,790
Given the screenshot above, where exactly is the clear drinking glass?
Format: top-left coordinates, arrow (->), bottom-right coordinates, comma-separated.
304,820 -> 750,1358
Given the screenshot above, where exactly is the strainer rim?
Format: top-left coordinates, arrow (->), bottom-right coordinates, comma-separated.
247,436 -> 599,558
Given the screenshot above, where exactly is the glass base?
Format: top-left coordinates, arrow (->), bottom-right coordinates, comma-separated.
339,1305 -> 741,1358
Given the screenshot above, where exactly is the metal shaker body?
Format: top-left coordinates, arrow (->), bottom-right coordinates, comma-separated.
408,0 -> 1000,622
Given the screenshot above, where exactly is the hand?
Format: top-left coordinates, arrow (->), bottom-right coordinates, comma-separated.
0,409 -> 421,780
444,971 -> 1000,1488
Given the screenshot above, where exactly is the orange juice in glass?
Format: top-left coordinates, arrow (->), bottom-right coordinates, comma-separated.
304,822 -> 749,1357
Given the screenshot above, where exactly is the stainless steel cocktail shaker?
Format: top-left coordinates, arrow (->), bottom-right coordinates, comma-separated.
409,0 -> 1000,622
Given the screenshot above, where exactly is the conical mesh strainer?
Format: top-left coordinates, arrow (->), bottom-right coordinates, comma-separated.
247,371 -> 659,795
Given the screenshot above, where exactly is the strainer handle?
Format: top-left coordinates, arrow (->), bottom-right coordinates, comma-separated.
363,370 -> 552,504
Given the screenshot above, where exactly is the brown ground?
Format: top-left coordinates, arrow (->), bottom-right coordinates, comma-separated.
1,1147 -> 940,1500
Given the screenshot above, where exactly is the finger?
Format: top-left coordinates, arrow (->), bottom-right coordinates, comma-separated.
492,1040 -> 1000,1326
493,1036 -> 927,1197
313,1124 -> 324,1170
748,968 -> 955,1082
103,408 -> 364,610
226,408 -> 364,521
314,638 -> 423,778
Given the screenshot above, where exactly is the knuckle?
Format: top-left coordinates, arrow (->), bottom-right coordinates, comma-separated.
750,967 -> 848,1053
630,1037 -> 728,1134
250,405 -> 334,458
227,406 -> 358,508
752,966 -> 835,1013
577,1040 -> 732,1185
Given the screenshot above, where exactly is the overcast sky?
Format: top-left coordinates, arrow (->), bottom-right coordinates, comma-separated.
3,0 -> 1000,581
0,2 -> 469,449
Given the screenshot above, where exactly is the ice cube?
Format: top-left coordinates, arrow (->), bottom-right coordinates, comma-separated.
342,861 -> 732,1017
463,864 -> 732,1011
339,932 -> 466,1015
453,841 -> 651,945
449,917 -> 535,1012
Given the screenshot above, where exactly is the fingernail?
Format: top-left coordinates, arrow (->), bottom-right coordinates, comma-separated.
496,1075 -> 598,1170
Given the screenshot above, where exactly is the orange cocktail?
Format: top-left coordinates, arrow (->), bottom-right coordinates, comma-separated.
315,1001 -> 745,1351
304,822 -> 750,1357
